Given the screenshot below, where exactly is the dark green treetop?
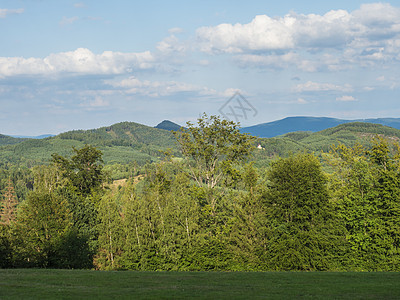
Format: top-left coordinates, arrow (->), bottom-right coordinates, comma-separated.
51,145 -> 105,197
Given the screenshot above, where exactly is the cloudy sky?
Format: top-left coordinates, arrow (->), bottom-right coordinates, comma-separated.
1,1 -> 400,135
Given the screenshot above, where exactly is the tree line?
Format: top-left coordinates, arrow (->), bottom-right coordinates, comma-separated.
1,114 -> 400,271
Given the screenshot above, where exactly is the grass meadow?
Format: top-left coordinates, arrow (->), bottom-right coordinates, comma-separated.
1,269 -> 400,299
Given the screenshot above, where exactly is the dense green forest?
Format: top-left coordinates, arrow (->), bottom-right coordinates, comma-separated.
0,121 -> 178,168
1,115 -> 400,271
1,119 -> 398,172
0,134 -> 30,147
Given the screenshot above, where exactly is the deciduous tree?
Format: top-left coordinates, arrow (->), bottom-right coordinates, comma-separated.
174,114 -> 255,214
52,145 -> 105,197
174,114 -> 255,190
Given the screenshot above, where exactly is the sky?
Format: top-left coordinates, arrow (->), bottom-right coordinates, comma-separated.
1,0 -> 400,135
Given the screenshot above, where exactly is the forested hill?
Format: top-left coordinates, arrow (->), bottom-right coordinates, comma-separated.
154,120 -> 183,131
57,121 -> 176,149
1,120 -> 400,168
0,121 -> 177,166
0,134 -> 29,146
253,122 -> 400,166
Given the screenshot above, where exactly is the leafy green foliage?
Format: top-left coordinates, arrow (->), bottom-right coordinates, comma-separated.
96,193 -> 125,270
7,146 -> 107,268
0,224 -> 12,268
327,139 -> 400,270
16,188 -> 72,267
52,145 -> 105,197
263,153 -> 344,270
0,134 -> 29,146
175,114 -> 255,189
3,118 -> 400,271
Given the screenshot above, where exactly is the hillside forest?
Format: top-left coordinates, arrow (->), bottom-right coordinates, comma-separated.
1,114 -> 400,271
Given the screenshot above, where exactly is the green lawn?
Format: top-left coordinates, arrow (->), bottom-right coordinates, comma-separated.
0,269 -> 399,299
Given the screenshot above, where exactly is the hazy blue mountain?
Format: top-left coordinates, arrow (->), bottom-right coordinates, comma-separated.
11,134 -> 55,139
241,116 -> 400,138
359,118 -> 400,129
155,120 -> 183,131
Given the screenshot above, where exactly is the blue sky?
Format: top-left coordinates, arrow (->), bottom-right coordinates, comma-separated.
1,0 -> 400,135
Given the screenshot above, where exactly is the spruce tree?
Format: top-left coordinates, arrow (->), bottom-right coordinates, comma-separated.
0,179 -> 18,225
264,153 -> 343,270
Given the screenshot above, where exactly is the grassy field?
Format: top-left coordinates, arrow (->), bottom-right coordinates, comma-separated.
1,269 -> 399,299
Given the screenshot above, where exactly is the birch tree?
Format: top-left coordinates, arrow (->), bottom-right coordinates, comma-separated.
174,114 -> 255,212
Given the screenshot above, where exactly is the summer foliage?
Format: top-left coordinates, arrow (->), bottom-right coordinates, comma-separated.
1,114 -> 400,271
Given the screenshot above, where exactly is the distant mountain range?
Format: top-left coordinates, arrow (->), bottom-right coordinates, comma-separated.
155,117 -> 400,138
4,117 -> 400,141
1,117 -> 400,168
240,117 -> 400,138
11,134 -> 55,139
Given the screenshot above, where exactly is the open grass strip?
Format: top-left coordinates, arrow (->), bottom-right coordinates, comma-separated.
1,269 -> 400,299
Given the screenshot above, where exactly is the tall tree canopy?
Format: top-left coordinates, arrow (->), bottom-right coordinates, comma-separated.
264,153 -> 343,270
52,145 -> 104,197
0,179 -> 18,225
174,114 -> 255,190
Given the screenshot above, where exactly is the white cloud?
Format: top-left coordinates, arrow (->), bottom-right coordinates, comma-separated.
336,95 -> 356,101
220,88 -> 247,98
0,48 -> 155,77
79,96 -> 110,110
156,35 -> 186,54
106,76 -> 239,99
74,3 -> 86,8
293,9 -> 353,48
197,3 -> 400,53
235,52 -> 344,72
294,81 -> 353,93
168,27 -> 184,34
108,76 -> 216,97
353,3 -> 400,28
236,52 -> 299,69
198,59 -> 210,66
0,8 -> 24,18
363,86 -> 375,91
376,75 -> 385,81
297,98 -> 308,104
60,16 -> 79,26
197,14 -> 296,53
196,3 -> 400,72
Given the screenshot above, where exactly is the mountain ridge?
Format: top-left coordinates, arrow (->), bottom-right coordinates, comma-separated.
11,134 -> 55,139
1,119 -> 400,168
240,116 -> 400,138
4,116 -> 400,140
0,121 -> 177,166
